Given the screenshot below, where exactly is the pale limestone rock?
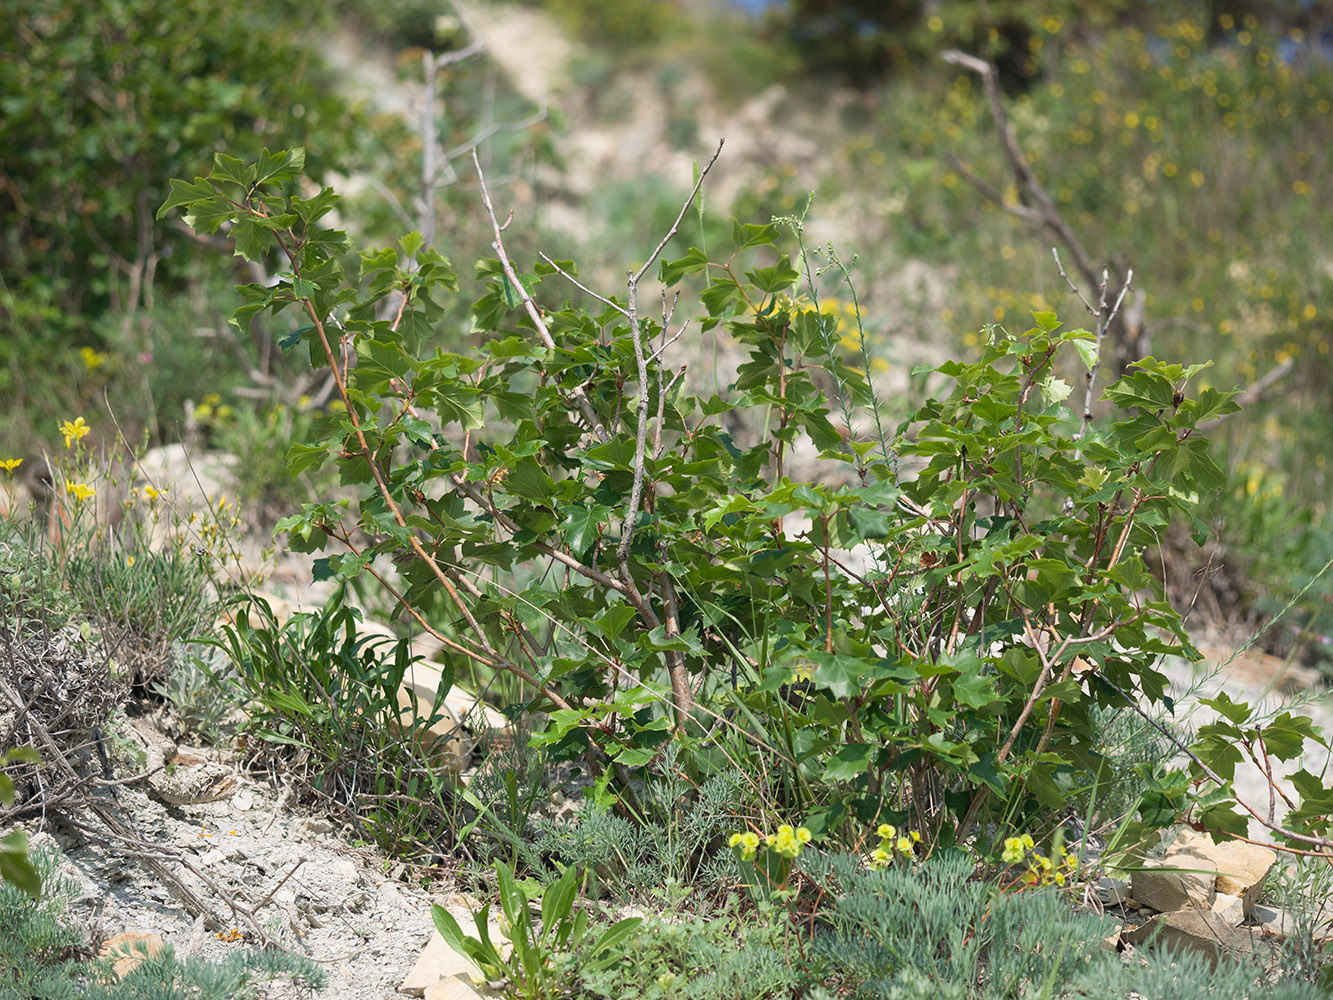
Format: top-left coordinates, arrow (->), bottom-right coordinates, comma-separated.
1095,875 -> 1130,905
1251,902 -> 1333,942
1211,892 -> 1245,926
1167,830 -> 1274,915
1131,856 -> 1215,913
402,924 -> 505,999
99,931 -> 164,979
1122,909 -> 1257,965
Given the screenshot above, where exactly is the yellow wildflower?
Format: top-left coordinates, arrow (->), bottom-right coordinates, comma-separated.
79,346 -> 109,370
59,417 -> 91,449
0,459 -> 21,473
65,480 -> 96,502
1001,836 -> 1028,864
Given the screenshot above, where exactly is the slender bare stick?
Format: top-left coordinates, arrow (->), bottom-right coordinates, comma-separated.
473,149 -> 609,443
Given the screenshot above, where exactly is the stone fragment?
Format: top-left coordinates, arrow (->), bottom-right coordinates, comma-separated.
425,978 -> 495,1000
1122,909 -> 1257,965
1131,857 -> 1215,913
402,927 -> 483,997
99,931 -> 164,979
297,816 -> 335,836
1166,831 -> 1274,916
402,921 -> 509,999
1095,876 -> 1130,906
1211,892 -> 1244,926
1251,903 -> 1333,942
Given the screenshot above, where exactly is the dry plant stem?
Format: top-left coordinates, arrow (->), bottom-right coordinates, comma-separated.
942,49 -> 1100,294
1053,251 -> 1134,444
613,140 -> 723,725
472,149 -> 609,444
617,138 -> 724,573
0,673 -> 257,937
250,857 -> 306,913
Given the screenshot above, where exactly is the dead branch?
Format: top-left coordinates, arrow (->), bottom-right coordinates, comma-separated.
942,49 -> 1103,294
1199,357 -> 1295,431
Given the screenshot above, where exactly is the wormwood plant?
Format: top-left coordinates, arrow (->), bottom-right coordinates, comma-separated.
800,849 -> 1318,1000
159,147 -> 1331,859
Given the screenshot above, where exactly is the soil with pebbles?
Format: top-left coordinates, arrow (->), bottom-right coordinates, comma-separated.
30,774 -> 455,999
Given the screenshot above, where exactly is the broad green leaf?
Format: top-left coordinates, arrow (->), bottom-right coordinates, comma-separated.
156,176 -> 214,219
659,246 -> 710,285
0,830 -> 37,897
1199,691 -> 1251,727
1030,310 -> 1061,332
586,917 -> 643,971
731,220 -> 779,249
210,152 -> 254,187
400,231 -> 425,259
286,441 -> 330,477
823,743 -> 876,781
594,604 -> 638,641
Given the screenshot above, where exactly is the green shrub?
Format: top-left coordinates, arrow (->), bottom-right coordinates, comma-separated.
159,146 -> 1332,865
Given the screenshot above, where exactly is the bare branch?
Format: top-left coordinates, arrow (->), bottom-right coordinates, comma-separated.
537,252 -> 629,317
473,149 -> 610,443
631,139 -> 724,286
1199,358 -> 1295,431
941,49 -> 1100,293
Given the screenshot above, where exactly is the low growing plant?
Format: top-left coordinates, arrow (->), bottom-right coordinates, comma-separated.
431,860 -> 641,999
209,586 -> 459,853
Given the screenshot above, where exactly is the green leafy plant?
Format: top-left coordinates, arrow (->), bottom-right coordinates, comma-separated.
0,748 -> 41,896
431,860 -> 641,999
209,586 -> 459,853
156,145 -> 1332,866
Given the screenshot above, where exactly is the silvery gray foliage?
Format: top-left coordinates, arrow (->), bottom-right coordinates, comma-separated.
800,850 -> 1318,1000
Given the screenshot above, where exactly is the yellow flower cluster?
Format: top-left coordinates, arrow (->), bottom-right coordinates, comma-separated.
1001,834 -> 1079,887
766,823 -> 812,860
869,823 -> 921,867
728,824 -> 812,862
79,346 -> 109,371
728,830 -> 761,861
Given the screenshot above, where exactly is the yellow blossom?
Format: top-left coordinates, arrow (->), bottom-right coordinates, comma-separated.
143,485 -> 165,501
0,459 -> 21,473
79,346 -> 109,370
65,480 -> 96,502
60,417 -> 91,449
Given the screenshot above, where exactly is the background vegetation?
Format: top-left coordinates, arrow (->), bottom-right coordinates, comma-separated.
3,0 -> 1333,994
